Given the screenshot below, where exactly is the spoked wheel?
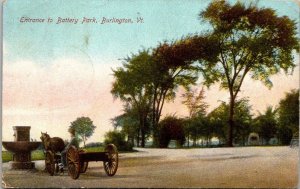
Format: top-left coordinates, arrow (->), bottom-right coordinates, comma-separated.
55,163 -> 59,173
45,151 -> 55,176
80,161 -> 88,173
67,146 -> 80,179
78,149 -> 88,173
103,144 -> 118,176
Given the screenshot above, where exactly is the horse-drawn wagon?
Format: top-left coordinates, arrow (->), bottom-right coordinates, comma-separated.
41,132 -> 118,180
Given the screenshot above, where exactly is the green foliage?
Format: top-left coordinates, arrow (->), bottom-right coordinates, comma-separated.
111,106 -> 140,146
182,87 -> 208,118
2,150 -> 45,163
198,0 -> 299,89
278,89 -> 299,133
182,87 -> 210,147
112,48 -> 199,147
111,50 -> 155,147
277,126 -> 293,145
208,98 -> 253,145
159,116 -> 186,148
84,142 -> 103,148
253,106 -> 278,144
104,130 -> 133,151
277,89 -> 299,144
70,117 -> 96,147
195,0 -> 299,146
83,146 -> 104,152
2,151 -> 13,162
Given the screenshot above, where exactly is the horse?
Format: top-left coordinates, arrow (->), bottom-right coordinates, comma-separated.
40,132 -> 65,153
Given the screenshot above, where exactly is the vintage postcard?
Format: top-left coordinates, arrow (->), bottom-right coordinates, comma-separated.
2,0 -> 299,188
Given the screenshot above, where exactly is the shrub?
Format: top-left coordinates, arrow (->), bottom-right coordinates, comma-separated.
159,116 -> 186,148
104,130 -> 133,151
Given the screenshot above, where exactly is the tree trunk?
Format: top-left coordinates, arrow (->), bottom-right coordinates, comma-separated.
140,114 -> 146,148
227,96 -> 235,147
137,129 -> 140,147
83,136 -> 86,147
131,136 -> 134,147
187,133 -> 190,148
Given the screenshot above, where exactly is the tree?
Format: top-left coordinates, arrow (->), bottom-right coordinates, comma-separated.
70,117 -> 96,147
152,34 -> 221,146
182,87 -> 208,118
277,89 -> 299,144
182,87 -> 209,146
207,102 -> 228,144
104,130 -> 133,151
278,89 -> 299,133
253,106 -> 278,145
208,98 -> 252,145
197,0 -> 299,146
111,50 -> 153,147
111,103 -> 145,147
159,116 -> 185,148
233,98 -> 253,145
112,49 -> 199,147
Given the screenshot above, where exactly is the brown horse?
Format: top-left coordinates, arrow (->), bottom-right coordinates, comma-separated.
40,132 -> 65,153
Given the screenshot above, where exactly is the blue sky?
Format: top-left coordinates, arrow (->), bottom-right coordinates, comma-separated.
3,0 -> 299,142
4,0 -> 299,64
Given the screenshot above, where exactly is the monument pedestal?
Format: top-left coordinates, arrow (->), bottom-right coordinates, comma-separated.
10,161 -> 35,169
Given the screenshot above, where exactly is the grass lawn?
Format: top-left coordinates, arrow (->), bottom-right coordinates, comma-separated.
2,150 -> 45,163
2,146 -> 105,163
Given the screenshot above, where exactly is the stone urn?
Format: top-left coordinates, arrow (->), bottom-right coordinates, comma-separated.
2,126 -> 41,169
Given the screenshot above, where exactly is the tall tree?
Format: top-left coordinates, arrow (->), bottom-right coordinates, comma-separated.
152,37 -> 216,146
111,50 -> 153,147
182,87 -> 208,118
197,0 -> 299,146
70,117 -> 96,147
182,87 -> 208,146
112,48 -> 200,147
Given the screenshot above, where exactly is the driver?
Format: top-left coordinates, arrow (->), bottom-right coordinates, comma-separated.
59,127 -> 79,170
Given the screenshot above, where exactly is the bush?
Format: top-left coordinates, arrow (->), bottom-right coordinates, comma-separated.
85,142 -> 103,148
159,116 -> 186,148
277,127 -> 293,145
104,130 -> 133,151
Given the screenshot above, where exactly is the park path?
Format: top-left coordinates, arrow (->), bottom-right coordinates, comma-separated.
2,146 -> 299,188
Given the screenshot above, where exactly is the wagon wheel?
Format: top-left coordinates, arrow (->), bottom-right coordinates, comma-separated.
103,144 -> 118,176
55,163 -> 59,173
80,161 -> 88,173
78,149 -> 88,173
45,151 -> 55,176
67,146 -> 80,179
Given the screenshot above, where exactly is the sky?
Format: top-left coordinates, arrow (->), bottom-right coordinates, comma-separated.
2,0 -> 300,143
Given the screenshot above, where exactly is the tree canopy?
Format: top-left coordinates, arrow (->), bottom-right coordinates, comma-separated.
70,117 -> 96,147
196,0 -> 299,146
110,0 -> 299,148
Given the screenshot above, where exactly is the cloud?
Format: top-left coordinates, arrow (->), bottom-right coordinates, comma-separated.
3,56 -> 299,142
3,57 -> 123,142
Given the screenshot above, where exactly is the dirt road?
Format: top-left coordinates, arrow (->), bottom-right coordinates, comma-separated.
2,146 -> 298,188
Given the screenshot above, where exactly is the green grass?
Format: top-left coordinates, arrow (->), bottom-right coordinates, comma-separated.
2,146 -> 104,162
82,146 -> 104,152
2,150 -> 45,163
1,145 -> 135,162
2,151 -> 13,162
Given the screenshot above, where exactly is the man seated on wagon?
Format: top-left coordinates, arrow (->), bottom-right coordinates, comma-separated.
59,128 -> 79,169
